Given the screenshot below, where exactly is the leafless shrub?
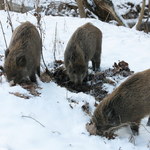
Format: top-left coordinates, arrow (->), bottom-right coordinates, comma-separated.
0,20 -> 8,49
53,22 -> 57,62
4,0 -> 14,32
34,0 -> 51,75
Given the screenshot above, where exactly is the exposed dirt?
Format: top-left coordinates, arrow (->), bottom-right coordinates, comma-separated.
41,60 -> 134,102
1,59 -> 133,102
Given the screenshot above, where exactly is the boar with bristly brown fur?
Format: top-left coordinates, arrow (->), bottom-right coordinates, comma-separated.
4,21 -> 42,84
91,69 -> 150,136
64,23 -> 102,85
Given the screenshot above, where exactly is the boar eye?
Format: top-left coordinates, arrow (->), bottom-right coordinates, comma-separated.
73,70 -> 76,74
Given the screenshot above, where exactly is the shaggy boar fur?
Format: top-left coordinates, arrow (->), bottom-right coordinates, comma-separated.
4,21 -> 42,84
64,23 -> 102,84
92,69 -> 150,136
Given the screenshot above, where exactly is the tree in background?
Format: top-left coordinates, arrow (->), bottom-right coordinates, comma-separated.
76,0 -> 86,18
136,0 -> 150,32
136,0 -> 146,30
0,0 -> 4,10
144,0 -> 150,32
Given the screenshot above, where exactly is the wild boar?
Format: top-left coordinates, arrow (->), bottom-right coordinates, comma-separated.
92,69 -> 150,136
4,21 -> 42,84
64,23 -> 102,85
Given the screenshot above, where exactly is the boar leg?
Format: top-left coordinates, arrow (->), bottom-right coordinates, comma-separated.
30,72 -> 36,82
130,121 -> 140,136
92,61 -> 96,71
92,57 -> 100,71
147,117 -> 150,126
37,66 -> 40,77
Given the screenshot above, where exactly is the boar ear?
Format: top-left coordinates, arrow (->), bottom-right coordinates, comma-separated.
16,55 -> 26,67
5,48 -> 10,58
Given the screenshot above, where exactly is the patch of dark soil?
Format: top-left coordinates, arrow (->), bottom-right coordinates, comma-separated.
43,60 -> 134,102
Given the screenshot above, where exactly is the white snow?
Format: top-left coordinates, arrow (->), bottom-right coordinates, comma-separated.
8,0 -> 75,7
112,0 -> 142,6
0,9 -> 150,150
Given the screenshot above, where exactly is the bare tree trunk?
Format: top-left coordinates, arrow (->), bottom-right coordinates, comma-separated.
76,0 -> 86,18
9,0 -> 12,10
93,0 -> 126,26
0,0 -> 4,10
136,0 -> 146,30
144,0 -> 150,33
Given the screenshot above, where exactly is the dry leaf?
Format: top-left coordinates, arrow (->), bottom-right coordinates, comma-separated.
21,83 -> 41,97
9,92 -> 30,99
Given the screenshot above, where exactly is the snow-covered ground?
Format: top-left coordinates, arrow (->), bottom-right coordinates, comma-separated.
112,0 -> 142,5
8,0 -> 143,6
7,0 -> 144,16
0,10 -> 150,150
8,0 -> 75,7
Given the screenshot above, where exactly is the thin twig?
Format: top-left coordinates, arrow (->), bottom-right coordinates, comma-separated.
53,22 -> 58,62
34,1 -> 51,75
140,123 -> 150,134
129,134 -> 136,145
38,18 -> 51,75
21,115 -> 45,127
105,12 -> 110,22
0,20 -> 8,49
42,45 -> 51,75
4,0 -> 14,33
21,115 -> 62,135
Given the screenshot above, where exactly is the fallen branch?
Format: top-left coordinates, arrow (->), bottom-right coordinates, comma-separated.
21,115 -> 45,128
21,115 -> 61,135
